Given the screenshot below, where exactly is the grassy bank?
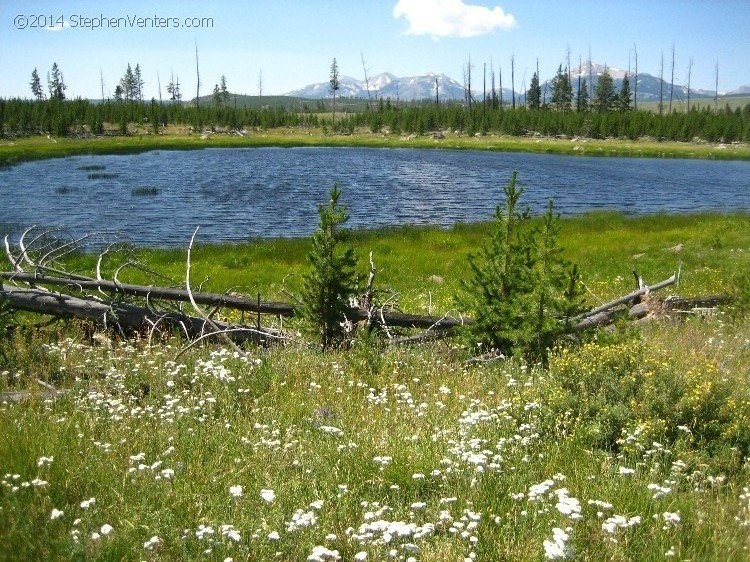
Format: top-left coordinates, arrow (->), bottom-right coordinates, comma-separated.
2,127 -> 749,168
1,294 -> 748,560
2,212 -> 749,560
60,211 -> 750,316
0,319 -> 748,561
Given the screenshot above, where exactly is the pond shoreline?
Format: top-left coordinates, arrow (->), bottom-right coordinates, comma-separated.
2,128 -> 749,167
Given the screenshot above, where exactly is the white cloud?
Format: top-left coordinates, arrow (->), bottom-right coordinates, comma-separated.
44,20 -> 69,32
393,0 -> 516,38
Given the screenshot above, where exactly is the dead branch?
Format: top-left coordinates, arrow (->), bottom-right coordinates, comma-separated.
3,235 -> 23,273
572,273 -> 677,322
186,227 -> 246,357
0,283 -> 260,343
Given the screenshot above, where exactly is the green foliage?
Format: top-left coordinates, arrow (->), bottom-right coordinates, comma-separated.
595,70 -> 617,113
527,72 -> 541,110
457,172 -> 584,362
300,183 -> 360,349
576,78 -> 589,112
617,73 -> 633,112
551,65 -> 573,111
545,335 -> 750,459
47,63 -> 66,101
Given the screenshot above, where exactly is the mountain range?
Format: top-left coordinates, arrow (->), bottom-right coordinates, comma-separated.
285,62 -> 749,103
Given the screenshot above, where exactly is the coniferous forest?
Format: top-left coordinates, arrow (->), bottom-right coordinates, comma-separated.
2,61 -> 749,142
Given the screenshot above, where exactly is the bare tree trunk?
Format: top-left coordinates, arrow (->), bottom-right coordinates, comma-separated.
669,43 -> 675,113
688,57 -> 693,113
483,62 -> 486,111
258,69 -> 263,108
511,54 -> 516,109
361,52 -> 372,110
659,51 -> 664,115
195,41 -> 201,111
714,60 -> 719,113
498,65 -> 503,109
633,44 -> 638,111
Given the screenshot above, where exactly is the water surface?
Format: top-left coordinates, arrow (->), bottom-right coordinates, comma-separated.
1,147 -> 748,246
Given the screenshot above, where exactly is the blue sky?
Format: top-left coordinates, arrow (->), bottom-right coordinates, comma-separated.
1,0 -> 748,100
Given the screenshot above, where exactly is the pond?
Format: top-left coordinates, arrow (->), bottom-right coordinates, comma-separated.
1,147 -> 749,246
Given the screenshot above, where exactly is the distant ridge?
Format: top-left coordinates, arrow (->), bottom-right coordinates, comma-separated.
285,64 -> 748,103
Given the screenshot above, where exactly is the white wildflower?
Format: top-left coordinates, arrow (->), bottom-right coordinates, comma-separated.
37,456 -> 54,467
143,535 -> 161,550
229,485 -> 243,498
543,527 -> 573,559
260,489 -> 276,503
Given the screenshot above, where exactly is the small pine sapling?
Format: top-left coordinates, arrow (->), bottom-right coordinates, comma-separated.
300,183 -> 359,350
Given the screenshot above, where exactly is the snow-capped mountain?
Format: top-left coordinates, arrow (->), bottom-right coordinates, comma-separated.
539,61 -> 724,103
285,64 -> 744,103
285,72 -> 514,102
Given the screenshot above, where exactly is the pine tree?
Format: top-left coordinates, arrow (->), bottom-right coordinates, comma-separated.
577,78 -> 589,112
526,200 -> 583,362
219,75 -> 230,104
30,68 -> 45,101
329,58 -> 340,126
166,75 -> 182,104
212,84 -> 222,107
551,65 -> 572,112
617,73 -> 632,112
300,183 -> 360,350
458,171 -> 534,356
595,69 -> 616,112
457,172 -> 584,361
120,64 -> 135,102
527,72 -> 542,110
134,64 -> 145,103
47,63 -> 66,100
114,85 -> 124,104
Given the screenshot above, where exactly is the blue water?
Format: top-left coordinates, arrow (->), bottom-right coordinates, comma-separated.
1,147 -> 748,246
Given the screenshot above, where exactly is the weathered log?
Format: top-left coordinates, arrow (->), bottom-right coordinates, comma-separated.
0,272 -> 468,330
572,274 -> 677,322
0,283 -> 267,342
628,302 -> 651,319
571,310 -> 620,332
0,271 -> 293,316
662,295 -> 731,311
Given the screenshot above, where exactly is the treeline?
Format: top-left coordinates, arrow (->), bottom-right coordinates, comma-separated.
345,99 -> 750,142
0,95 -> 748,143
0,98 -> 322,137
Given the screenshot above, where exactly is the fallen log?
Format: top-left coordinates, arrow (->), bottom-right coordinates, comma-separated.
0,271 -> 293,316
572,273 -> 677,322
662,295 -> 731,311
0,283 -> 274,342
0,271 -> 467,330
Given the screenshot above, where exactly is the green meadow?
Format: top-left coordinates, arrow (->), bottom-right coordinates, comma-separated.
2,209 -> 749,561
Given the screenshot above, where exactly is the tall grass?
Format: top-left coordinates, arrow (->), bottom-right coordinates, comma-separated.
59,211 -> 750,314
1,315 -> 748,560
1,212 -> 748,560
